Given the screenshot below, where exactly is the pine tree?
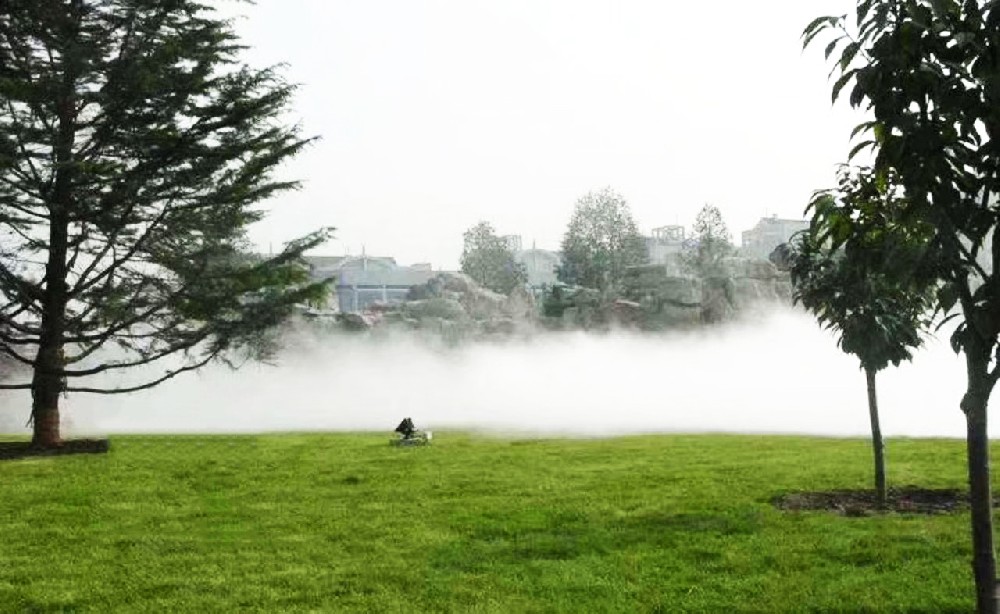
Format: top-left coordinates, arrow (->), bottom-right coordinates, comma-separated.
0,0 -> 330,446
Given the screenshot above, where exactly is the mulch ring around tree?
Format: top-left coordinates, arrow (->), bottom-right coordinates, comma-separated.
0,439 -> 110,461
773,486 -> 977,516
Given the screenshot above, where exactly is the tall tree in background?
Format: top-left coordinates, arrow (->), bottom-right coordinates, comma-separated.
683,204 -> 735,323
459,221 -> 526,294
0,0 -> 330,447
684,204 -> 734,278
558,188 -> 647,291
806,2 -> 1000,609
784,167 -> 936,508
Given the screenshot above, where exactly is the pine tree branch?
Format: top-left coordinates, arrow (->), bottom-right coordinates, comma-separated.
0,382 -> 32,390
69,201 -> 173,298
0,220 -> 45,250
0,300 -> 39,323
0,196 -> 52,221
62,332 -> 208,377
0,339 -> 37,366
63,277 -> 193,350
65,349 -> 219,394
0,329 -> 38,346
0,264 -> 43,324
65,296 -> 167,344
3,99 -> 49,190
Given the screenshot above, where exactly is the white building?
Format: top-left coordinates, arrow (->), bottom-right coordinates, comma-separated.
515,248 -> 561,287
305,255 -> 436,312
741,216 -> 809,260
644,225 -> 687,275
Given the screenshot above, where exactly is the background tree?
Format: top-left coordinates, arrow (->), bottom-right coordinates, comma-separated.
683,204 -> 736,323
557,187 -> 647,291
806,3 -> 1000,609
459,221 -> 527,294
784,167 -> 936,507
0,0 -> 330,447
683,204 -> 734,278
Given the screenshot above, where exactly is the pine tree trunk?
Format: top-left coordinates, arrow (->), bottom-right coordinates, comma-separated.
963,352 -> 997,614
31,254 -> 68,449
30,361 -> 62,448
28,10 -> 79,449
865,367 -> 886,508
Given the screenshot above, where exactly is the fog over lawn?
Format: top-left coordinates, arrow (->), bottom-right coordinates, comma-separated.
0,308 -> 972,439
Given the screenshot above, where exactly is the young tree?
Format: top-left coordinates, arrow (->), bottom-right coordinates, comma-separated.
684,204 -> 734,278
785,167 -> 936,508
558,187 -> 647,291
459,221 -> 527,294
806,3 -> 1000,609
0,1 -> 330,447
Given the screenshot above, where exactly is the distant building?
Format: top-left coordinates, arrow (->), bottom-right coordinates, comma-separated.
644,225 -> 687,275
741,216 -> 809,260
305,255 -> 436,313
646,225 -> 685,261
514,248 -> 561,287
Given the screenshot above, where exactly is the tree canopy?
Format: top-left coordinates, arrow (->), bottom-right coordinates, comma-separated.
789,167 -> 936,373
558,188 -> 647,291
459,221 -> 527,294
684,204 -> 734,279
0,0 -> 329,446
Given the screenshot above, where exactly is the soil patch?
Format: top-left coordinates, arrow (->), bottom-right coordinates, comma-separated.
773,486 -> 973,516
0,439 -> 110,461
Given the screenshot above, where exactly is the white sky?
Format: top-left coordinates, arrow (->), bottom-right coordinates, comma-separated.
222,0 -> 863,269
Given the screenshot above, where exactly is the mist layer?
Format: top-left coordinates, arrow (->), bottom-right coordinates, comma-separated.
0,309 -> 976,438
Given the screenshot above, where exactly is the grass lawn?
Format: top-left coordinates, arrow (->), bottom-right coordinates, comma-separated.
0,433 -> 985,612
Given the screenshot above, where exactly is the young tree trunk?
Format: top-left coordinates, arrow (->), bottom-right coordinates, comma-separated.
865,367 -> 887,508
963,354 -> 997,614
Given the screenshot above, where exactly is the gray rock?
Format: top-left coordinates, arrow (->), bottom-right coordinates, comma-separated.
401,298 -> 468,321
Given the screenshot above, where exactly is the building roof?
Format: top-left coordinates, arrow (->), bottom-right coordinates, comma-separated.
304,255 -> 349,269
337,266 -> 436,288
304,255 -> 434,288
515,248 -> 561,261
746,216 -> 808,231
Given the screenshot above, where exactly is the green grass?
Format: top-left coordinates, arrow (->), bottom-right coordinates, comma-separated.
0,433 -> 985,612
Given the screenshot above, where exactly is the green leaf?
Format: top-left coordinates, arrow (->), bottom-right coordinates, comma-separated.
802,15 -> 841,49
937,282 -> 959,313
824,37 -> 843,60
848,140 -> 876,161
850,120 -> 878,140
928,0 -> 956,18
950,324 -> 966,354
832,69 -> 857,103
849,81 -> 867,108
857,0 -> 874,25
803,15 -> 839,38
840,41 -> 862,69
